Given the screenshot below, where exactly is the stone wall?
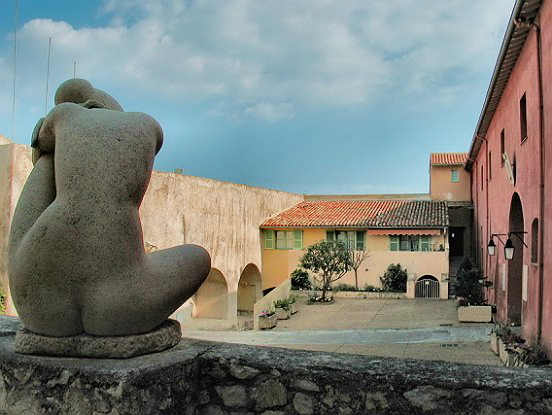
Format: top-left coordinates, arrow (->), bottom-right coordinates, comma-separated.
1,316 -> 552,415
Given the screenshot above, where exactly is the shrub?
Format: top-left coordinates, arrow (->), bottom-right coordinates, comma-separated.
274,299 -> 291,311
379,264 -> 407,292
333,283 -> 358,292
516,343 -> 550,366
291,268 -> 311,290
363,284 -> 383,292
455,268 -> 485,305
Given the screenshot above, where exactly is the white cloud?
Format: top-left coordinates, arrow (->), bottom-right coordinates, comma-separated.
2,0 -> 512,121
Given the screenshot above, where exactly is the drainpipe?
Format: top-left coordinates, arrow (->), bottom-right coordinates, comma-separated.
529,21 -> 545,343
475,135 -> 489,280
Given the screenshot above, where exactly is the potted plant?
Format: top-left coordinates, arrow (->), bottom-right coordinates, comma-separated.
274,299 -> 291,320
258,309 -> 277,330
288,295 -> 298,315
490,324 -> 510,355
500,331 -> 525,367
514,342 -> 550,367
455,268 -> 493,323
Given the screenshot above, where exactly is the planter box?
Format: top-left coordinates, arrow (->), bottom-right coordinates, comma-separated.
258,314 -> 277,330
290,302 -> 298,315
275,308 -> 291,320
498,339 -> 523,367
490,332 -> 499,355
307,298 -> 335,305
458,305 -> 492,323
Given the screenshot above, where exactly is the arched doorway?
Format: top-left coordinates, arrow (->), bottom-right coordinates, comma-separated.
508,193 -> 524,325
238,264 -> 262,314
415,275 -> 440,298
194,268 -> 228,319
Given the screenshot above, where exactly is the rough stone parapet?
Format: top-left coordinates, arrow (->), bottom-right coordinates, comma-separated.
1,320 -> 552,414
14,319 -> 181,359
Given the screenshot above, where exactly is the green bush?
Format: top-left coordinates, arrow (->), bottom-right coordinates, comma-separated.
333,283 -> 358,292
291,268 -> 311,290
455,268 -> 485,305
274,298 -> 291,311
379,264 -> 407,292
363,284 -> 383,292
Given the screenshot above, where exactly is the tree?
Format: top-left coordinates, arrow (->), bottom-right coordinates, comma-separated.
379,263 -> 407,292
349,248 -> 369,290
455,268 -> 485,305
300,240 -> 352,300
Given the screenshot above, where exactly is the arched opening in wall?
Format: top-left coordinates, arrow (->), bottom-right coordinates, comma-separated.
508,193 -> 524,325
194,268 -> 228,319
415,275 -> 440,298
238,264 -> 263,315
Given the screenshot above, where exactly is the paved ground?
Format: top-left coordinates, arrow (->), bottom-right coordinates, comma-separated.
184,298 -> 503,366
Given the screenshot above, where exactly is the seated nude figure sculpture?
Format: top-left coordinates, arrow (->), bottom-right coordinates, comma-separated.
8,79 -> 210,339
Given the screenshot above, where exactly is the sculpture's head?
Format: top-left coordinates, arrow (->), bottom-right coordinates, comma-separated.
54,79 -> 124,112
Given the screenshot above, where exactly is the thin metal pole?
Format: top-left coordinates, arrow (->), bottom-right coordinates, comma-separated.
73,61 -> 76,78
45,37 -> 52,116
11,0 -> 18,140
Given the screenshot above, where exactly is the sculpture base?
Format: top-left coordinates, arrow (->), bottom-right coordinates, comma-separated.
14,319 -> 181,359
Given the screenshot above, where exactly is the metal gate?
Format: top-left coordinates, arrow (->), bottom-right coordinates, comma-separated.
415,277 -> 440,298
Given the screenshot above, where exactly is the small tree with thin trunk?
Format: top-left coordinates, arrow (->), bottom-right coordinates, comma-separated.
299,240 -> 352,300
350,248 -> 369,290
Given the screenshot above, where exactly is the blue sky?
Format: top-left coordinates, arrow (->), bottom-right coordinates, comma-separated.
0,1 -> 513,194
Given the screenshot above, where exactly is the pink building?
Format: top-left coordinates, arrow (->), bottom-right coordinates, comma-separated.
466,0 -> 552,352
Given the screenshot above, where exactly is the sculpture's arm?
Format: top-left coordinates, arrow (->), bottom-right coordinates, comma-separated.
8,154 -> 56,252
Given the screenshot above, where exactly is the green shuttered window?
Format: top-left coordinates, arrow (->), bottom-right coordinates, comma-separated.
326,230 -> 365,250
264,229 -> 302,250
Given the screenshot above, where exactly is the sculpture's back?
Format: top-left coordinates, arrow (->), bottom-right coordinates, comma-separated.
7,79 -> 210,357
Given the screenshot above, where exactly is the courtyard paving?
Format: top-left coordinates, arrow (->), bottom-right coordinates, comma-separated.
184,298 -> 502,366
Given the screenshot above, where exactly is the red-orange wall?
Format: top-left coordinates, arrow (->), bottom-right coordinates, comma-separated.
471,3 -> 550,349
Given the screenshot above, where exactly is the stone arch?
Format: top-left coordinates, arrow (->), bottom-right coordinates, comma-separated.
237,264 -> 263,314
415,275 -> 440,298
194,268 -> 228,319
507,192 -> 524,325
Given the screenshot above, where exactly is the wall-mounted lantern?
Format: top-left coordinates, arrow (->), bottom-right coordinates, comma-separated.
487,232 -> 527,261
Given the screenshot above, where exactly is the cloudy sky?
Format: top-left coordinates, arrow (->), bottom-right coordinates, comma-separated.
0,0 -> 513,194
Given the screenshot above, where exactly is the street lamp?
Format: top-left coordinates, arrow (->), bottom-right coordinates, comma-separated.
487,238 -> 496,256
504,238 -> 515,261
487,232 -> 527,260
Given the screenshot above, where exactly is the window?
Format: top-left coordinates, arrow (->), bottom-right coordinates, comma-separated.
488,151 -> 492,181
500,129 -> 505,165
532,219 -> 539,264
520,93 -> 527,141
389,235 -> 431,251
451,169 -> 459,183
264,230 -> 302,250
326,230 -> 365,250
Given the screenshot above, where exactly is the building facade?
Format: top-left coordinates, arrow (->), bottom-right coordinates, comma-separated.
466,0 -> 552,351
260,199 -> 450,298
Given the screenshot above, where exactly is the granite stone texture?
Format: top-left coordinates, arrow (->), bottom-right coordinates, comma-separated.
14,319 -> 181,359
7,79 -> 210,342
1,324 -> 552,414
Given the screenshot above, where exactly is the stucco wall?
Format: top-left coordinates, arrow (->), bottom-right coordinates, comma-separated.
0,143 -> 33,316
471,3 -> 550,350
262,229 -> 449,292
0,143 -> 303,321
430,165 -> 471,201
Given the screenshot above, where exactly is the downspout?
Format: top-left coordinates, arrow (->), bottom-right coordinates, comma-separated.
475,135 -> 489,280
531,22 -> 545,343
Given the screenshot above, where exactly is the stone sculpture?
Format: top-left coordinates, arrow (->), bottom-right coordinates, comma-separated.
8,79 -> 211,357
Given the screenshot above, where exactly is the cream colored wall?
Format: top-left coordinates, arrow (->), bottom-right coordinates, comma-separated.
430,165 -> 471,201
0,143 -> 33,315
0,143 -> 303,321
140,172 -> 303,323
261,229 -> 449,291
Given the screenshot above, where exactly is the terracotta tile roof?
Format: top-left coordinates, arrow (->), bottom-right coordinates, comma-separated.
431,153 -> 468,166
260,200 -> 448,229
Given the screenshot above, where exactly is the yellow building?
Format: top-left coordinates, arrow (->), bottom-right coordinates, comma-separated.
261,199 -> 450,299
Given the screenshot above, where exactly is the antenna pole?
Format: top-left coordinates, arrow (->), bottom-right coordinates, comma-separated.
11,0 -> 18,140
73,61 -> 77,78
45,37 -> 52,116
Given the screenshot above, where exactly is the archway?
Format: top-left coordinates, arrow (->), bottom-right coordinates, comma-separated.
507,193 -> 524,325
194,268 -> 228,319
238,264 -> 262,314
415,275 -> 440,298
